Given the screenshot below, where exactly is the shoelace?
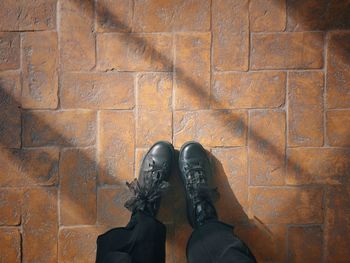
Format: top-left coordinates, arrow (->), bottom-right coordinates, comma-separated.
184,162 -> 208,205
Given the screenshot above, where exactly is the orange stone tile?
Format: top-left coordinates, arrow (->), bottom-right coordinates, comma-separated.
96,0 -> 133,32
0,0 -> 56,31
0,32 -> 20,70
327,110 -> 350,147
249,187 -> 324,224
173,110 -> 247,148
134,148 -> 148,178
59,0 -> 95,71
165,224 -> 175,263
97,33 -> 173,71
288,226 -> 323,263
0,71 -> 21,148
327,32 -> 350,108
250,0 -> 286,32
98,111 -> 134,184
211,147 -> 249,224
60,148 -> 97,225
97,187 -> 131,226
173,223 -> 192,263
23,110 -> 96,147
212,0 -> 249,71
288,71 -> 324,146
0,148 -> 59,187
212,72 -> 286,109
0,189 -> 22,226
235,224 -> 286,263
22,31 -> 58,109
251,32 -> 324,69
287,148 -> 350,185
133,0 -> 210,32
0,228 -> 21,263
174,33 -> 211,110
137,73 -> 172,111
22,187 -> 58,263
61,72 -> 134,109
249,110 -> 286,185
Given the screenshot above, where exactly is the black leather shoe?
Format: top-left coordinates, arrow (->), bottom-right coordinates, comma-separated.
125,141 -> 174,217
179,141 -> 218,228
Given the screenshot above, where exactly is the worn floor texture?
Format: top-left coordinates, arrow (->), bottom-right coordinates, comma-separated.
0,0 -> 350,262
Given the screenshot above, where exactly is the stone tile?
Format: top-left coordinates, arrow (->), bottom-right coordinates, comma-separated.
250,0 -> 286,32
173,223 -> 192,263
287,148 -> 350,185
0,189 -> 22,226
137,73 -> 172,111
59,0 -> 95,71
174,33 -> 210,110
0,148 -> 59,187
98,111 -> 134,184
61,72 -> 134,109
96,0 -> 133,32
327,32 -> 350,108
97,187 -> 131,226
23,110 -> 96,147
235,224 -> 286,263
327,110 -> 350,147
22,188 -> 58,263
251,32 -> 324,69
249,110 -> 285,185
133,0 -> 210,32
60,148 -> 97,225
22,31 -> 58,109
212,0 -> 249,71
288,71 -> 324,146
212,72 -> 286,109
0,32 -> 20,70
173,110 -> 247,148
211,148 -> 249,224
134,148 -> 147,178
0,0 -> 56,31
97,33 -> 173,71
0,71 -> 21,148
249,187 -> 324,224
0,228 -> 21,263
288,226 -> 323,263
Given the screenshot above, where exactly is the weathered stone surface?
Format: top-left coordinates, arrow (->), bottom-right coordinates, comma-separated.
174,110 -> 247,148
23,110 -> 96,147
22,188 -> 58,263
61,72 -> 134,109
96,0 -> 133,32
0,228 -> 21,263
251,32 -> 324,69
250,0 -> 286,32
0,0 -> 56,31
288,71 -> 324,146
60,148 -> 97,225
174,33 -> 211,110
327,32 -> 350,108
173,223 -> 192,263
249,110 -> 285,185
97,33 -> 173,71
249,187 -> 324,224
0,189 -> 22,225
287,148 -> 350,185
212,0 -> 249,71
0,71 -> 21,148
327,110 -> 350,147
22,31 -> 58,109
288,226 -> 323,263
0,148 -> 59,187
133,0 -> 210,32
212,72 -> 286,109
0,33 -> 20,70
60,0 -> 95,71
98,111 -> 134,184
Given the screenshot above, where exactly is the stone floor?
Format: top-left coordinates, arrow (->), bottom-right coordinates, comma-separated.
0,0 -> 350,262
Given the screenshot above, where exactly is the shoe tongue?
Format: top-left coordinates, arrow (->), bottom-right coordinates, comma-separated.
195,200 -> 217,226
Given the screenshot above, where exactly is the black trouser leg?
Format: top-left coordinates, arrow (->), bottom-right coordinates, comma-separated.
187,221 -> 257,263
96,212 -> 166,263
